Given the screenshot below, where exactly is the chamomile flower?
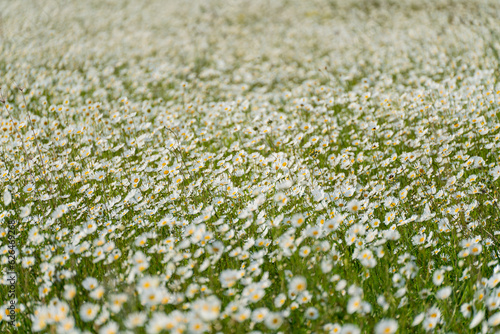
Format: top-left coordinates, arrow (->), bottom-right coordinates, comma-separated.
347,200 -> 361,213
433,269 -> 445,286
252,308 -> 269,323
125,312 -> 147,329
264,312 -> 283,330
374,319 -> 398,334
305,307 -> 319,319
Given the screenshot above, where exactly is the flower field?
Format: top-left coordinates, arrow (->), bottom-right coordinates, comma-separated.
1,0 -> 500,333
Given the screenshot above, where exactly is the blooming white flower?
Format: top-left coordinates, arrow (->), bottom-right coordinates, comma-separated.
124,312 -> 147,329
375,319 -> 398,334
289,276 -> 307,294
461,303 -> 472,318
79,303 -> 99,322
436,286 -> 452,299
347,296 -> 362,314
412,313 -> 425,326
251,307 -> 268,323
274,293 -> 286,308
432,269 -> 445,286
347,199 -> 361,213
3,189 -> 11,206
305,307 -> 319,319
469,310 -> 485,329
82,277 -> 99,291
340,324 -> 360,334
489,311 -> 500,327
63,285 -> 77,300
99,321 -> 119,334
264,312 -> 283,330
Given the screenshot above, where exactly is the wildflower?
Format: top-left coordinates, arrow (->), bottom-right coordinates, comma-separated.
469,243 -> 483,255
347,296 -> 362,314
109,294 -> 128,313
305,307 -> 319,319
412,313 -> 425,326
99,321 -> 119,334
289,276 -> 307,294
291,213 -> 306,227
264,312 -> 283,329
299,246 -> 311,257
125,312 -> 147,329
436,286 -> 452,299
340,324 -> 360,334
469,310 -> 484,329
489,273 -> 500,288
489,311 -> 500,327
80,146 -> 92,158
90,286 -> 105,300
486,296 -> 500,311
3,189 -> 11,206
490,166 -> 500,180
433,270 -> 445,286
146,312 -> 169,334
22,256 -> 35,268
23,183 -> 35,193
249,289 -> 266,303
347,199 -> 361,213
252,308 -> 269,323
422,317 -> 438,331
63,285 -> 77,300
57,318 -> 75,333
188,318 -> 207,333
274,294 -> 286,308
79,303 -> 99,322
82,277 -> 99,291
233,308 -> 251,322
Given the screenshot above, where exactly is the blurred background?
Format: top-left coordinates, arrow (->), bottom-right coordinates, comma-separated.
0,0 -> 499,100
